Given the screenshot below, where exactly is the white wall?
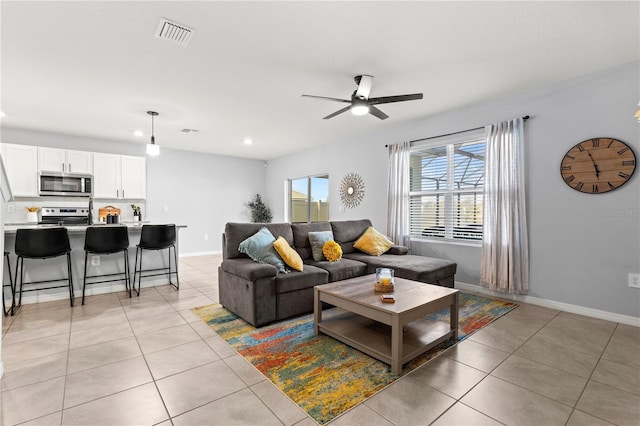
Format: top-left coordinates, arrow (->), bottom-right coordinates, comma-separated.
265,62 -> 640,318
0,128 -> 267,254
145,149 -> 266,254
266,135 -> 390,229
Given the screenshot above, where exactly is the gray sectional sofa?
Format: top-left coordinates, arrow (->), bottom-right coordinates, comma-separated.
219,219 -> 457,327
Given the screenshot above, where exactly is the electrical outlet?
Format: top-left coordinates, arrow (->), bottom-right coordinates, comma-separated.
163,206 -> 168,213
91,256 -> 100,266
629,273 -> 640,288
7,204 -> 15,213
204,234 -> 209,241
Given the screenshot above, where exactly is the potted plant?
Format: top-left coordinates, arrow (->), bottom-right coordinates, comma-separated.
131,204 -> 141,221
247,194 -> 272,223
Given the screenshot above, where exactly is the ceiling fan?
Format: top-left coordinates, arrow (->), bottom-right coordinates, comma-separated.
301,75 -> 423,120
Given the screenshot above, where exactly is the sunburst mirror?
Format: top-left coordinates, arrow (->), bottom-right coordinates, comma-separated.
339,172 -> 365,209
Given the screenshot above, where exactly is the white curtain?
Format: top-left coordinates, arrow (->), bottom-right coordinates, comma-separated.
481,118 -> 529,294
387,142 -> 411,248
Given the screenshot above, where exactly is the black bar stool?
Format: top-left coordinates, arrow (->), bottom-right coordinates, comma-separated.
83,226 -> 131,305
14,227 -> 74,309
3,251 -> 15,316
133,224 -> 179,295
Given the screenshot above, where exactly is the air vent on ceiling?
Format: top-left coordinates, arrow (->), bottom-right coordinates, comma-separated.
155,18 -> 195,46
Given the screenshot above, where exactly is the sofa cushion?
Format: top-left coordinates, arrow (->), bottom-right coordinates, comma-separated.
238,227 -> 286,272
291,222 -> 332,260
322,240 -> 343,262
275,264 -> 329,293
225,222 -> 294,260
273,236 -> 303,271
343,252 -> 457,283
221,258 -> 278,281
388,245 -> 409,255
304,258 -> 368,282
331,219 -> 372,253
308,230 -> 334,261
353,226 -> 394,256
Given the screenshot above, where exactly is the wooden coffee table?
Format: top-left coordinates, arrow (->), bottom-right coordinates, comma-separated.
314,275 -> 459,375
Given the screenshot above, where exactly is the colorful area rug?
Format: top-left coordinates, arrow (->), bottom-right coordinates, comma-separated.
193,293 -> 517,424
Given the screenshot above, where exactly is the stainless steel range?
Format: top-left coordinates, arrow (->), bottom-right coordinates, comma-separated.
40,207 -> 90,226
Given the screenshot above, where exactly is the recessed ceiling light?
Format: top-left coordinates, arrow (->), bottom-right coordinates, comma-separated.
134,130 -> 144,137
244,138 -> 253,145
0,111 -> 6,117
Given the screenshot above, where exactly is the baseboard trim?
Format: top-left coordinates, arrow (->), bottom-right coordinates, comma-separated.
180,250 -> 221,258
456,281 -> 640,327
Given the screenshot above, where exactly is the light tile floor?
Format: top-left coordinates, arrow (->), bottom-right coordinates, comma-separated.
2,254 -> 639,425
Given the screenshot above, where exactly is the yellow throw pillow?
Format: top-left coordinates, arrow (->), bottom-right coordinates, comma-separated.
273,236 -> 303,271
322,240 -> 343,262
353,227 -> 394,256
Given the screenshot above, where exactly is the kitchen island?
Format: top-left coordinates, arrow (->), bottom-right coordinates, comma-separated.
3,223 -> 186,305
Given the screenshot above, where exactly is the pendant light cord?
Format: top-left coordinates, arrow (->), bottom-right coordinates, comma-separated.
147,111 -> 158,144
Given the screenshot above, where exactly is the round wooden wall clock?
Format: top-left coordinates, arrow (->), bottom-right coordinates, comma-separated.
560,137 -> 636,194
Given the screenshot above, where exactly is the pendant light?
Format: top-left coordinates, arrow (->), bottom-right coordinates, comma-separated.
146,111 -> 160,156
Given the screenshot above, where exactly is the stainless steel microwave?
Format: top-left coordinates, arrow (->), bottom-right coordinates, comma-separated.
39,172 -> 93,197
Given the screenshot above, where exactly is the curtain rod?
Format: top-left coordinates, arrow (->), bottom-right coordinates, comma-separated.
385,115 -> 530,148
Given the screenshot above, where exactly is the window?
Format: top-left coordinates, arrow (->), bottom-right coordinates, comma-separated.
409,133 -> 485,241
289,174 -> 329,223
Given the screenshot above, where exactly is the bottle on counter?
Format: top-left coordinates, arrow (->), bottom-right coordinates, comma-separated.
88,197 -> 94,225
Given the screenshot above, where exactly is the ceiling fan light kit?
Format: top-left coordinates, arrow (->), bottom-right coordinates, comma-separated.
351,102 -> 370,116
302,74 -> 423,120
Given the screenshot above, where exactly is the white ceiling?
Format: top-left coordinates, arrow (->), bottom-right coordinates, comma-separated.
1,1 -> 638,160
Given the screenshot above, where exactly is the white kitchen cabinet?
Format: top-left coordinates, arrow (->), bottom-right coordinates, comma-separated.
66,150 -> 93,174
93,153 -> 120,198
0,143 -> 38,197
93,153 -> 146,199
38,147 -> 93,174
121,155 -> 146,199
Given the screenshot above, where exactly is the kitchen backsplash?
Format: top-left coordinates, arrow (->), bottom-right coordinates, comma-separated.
4,198 -> 146,224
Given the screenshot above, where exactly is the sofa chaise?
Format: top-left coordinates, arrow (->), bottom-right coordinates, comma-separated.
219,219 -> 457,327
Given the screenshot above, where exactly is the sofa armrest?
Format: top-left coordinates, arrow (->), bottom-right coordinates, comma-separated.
388,245 -> 409,255
221,258 -> 278,281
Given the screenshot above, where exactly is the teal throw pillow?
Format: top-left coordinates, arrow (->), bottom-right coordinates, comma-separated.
308,230 -> 334,261
238,227 -> 286,272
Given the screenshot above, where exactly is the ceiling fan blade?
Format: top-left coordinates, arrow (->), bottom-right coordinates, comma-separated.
355,75 -> 373,99
301,94 -> 351,103
368,93 -> 423,105
369,106 -> 389,120
323,106 -> 351,120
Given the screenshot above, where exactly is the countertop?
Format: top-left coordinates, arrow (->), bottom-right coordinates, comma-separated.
3,223 -> 187,234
